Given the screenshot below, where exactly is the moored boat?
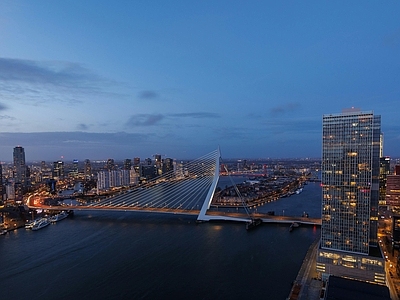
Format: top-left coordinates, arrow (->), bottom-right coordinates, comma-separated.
31,218 -> 50,231
295,188 -> 303,194
25,218 -> 42,229
50,211 -> 68,223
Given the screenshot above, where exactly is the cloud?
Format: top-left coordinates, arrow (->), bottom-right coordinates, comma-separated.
0,115 -> 15,120
0,57 -> 100,87
125,114 -> 165,127
270,102 -> 301,115
0,57 -> 128,106
169,112 -> 220,119
124,112 -> 221,128
0,102 -> 7,111
77,123 -> 89,130
138,90 -> 159,100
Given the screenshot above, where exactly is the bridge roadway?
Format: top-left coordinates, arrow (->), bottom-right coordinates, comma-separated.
30,204 -> 321,226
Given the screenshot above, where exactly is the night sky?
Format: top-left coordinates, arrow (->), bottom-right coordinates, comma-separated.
0,1 -> 399,161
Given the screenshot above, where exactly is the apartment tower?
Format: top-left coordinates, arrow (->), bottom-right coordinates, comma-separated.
316,109 -> 385,284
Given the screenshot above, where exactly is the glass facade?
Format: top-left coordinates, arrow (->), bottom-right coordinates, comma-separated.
379,157 -> 390,206
321,110 -> 381,255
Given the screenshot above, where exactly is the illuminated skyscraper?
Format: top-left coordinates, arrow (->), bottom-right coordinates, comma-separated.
53,161 -> 65,179
386,167 -> 400,209
379,157 -> 391,207
84,159 -> 92,179
0,163 -> 3,203
317,109 -> 385,284
70,159 -> 79,177
13,146 -> 26,185
13,146 -> 27,198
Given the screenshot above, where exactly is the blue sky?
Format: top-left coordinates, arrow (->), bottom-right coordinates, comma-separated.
0,1 -> 399,162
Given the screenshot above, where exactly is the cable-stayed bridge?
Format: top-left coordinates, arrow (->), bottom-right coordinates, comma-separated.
31,148 -> 321,226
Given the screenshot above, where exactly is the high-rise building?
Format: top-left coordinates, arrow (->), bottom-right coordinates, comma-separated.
13,146 -> 26,185
106,159 -> 115,171
96,169 -> 131,192
13,146 -> 27,198
386,167 -> 400,208
162,158 -> 174,174
70,159 -> 79,177
392,215 -> 400,249
123,159 -> 132,170
140,165 -> 156,180
379,157 -> 391,206
316,109 -> 385,284
154,154 -> 162,165
53,161 -> 64,179
97,171 -> 110,192
84,159 -> 92,179
0,163 -> 3,203
133,157 -> 140,166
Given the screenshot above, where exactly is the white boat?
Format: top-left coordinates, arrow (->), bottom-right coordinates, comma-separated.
31,218 -> 50,231
50,211 -> 68,223
25,218 -> 42,229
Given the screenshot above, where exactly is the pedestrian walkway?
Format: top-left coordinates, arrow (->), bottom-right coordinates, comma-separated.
287,238 -> 322,300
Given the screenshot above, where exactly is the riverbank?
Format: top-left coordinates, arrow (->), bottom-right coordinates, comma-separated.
288,238 -> 321,300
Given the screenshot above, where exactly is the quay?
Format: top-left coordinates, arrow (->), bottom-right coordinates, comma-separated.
287,238 -> 321,300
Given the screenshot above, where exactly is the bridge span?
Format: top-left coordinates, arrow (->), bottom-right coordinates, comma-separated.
29,148 -> 321,226
32,204 -> 321,226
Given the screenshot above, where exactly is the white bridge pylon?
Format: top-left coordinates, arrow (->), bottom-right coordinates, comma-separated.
196,148 -> 249,222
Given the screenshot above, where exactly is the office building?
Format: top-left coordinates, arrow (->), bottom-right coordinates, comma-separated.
130,169 -> 139,185
386,166 -> 400,209
316,109 -> 385,284
53,161 -> 65,179
140,165 -> 156,180
154,154 -> 162,165
13,146 -> 26,185
13,146 -> 27,198
68,159 -> 79,178
106,159 -> 115,171
392,215 -> 400,249
0,163 -> 3,203
41,161 -> 52,181
133,157 -> 140,166
162,158 -> 174,174
379,157 -> 391,206
84,159 -> 92,179
123,159 -> 132,170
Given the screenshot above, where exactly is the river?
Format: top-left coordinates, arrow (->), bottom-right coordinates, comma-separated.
0,182 -> 321,299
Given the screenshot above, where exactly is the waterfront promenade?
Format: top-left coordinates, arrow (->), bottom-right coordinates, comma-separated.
288,238 -> 321,300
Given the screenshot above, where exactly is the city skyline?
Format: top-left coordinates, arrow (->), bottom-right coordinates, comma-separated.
0,2 -> 399,161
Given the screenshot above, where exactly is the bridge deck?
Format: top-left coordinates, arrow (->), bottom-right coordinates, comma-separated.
30,204 -> 321,225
